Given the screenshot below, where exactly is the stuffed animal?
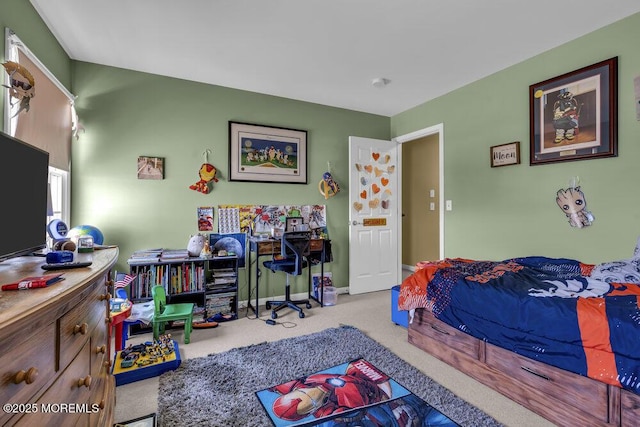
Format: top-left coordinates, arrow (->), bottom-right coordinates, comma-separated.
189,163 -> 218,194
187,234 -> 206,257
556,186 -> 593,228
2,61 -> 35,116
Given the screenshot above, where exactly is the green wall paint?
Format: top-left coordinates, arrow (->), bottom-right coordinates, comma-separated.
391,12 -> 640,264
71,62 -> 389,300
3,1 -> 639,300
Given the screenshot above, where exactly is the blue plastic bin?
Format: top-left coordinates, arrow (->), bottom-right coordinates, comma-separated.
391,285 -> 409,327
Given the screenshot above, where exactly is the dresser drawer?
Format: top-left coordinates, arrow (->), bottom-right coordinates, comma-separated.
412,309 -> 480,359
485,342 -> 609,421
0,321 -> 56,426
59,283 -> 106,370
15,339 -> 92,427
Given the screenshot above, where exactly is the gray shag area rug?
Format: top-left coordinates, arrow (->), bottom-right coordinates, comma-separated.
157,325 -> 501,427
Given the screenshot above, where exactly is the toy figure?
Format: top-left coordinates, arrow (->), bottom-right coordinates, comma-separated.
2,61 -> 35,116
556,186 -> 593,228
552,89 -> 581,143
318,171 -> 340,199
199,240 -> 212,258
189,163 -> 218,194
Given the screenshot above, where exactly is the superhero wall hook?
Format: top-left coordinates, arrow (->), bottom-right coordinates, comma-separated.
189,149 -> 219,194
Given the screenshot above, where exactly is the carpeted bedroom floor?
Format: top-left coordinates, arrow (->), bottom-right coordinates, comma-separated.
113,288 -> 553,427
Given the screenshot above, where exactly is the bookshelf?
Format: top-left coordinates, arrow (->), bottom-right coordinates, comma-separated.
127,250 -> 238,320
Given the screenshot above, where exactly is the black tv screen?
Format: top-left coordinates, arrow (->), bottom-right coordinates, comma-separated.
0,131 -> 49,262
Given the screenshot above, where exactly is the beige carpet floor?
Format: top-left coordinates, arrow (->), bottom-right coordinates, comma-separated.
113,289 -> 552,427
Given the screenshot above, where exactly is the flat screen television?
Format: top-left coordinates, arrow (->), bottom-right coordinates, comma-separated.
0,131 -> 49,262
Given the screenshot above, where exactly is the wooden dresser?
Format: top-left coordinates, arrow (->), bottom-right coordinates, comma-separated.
0,248 -> 118,426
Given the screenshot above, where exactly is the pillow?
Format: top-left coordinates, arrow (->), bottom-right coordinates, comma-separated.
590,258 -> 640,284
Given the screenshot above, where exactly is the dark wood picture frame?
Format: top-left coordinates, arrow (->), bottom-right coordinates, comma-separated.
490,141 -> 520,167
529,57 -> 617,166
228,121 -> 307,184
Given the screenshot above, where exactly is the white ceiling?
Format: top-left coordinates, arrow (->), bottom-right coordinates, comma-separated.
30,0 -> 640,117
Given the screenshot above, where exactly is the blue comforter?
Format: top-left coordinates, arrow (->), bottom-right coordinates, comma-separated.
399,256 -> 640,395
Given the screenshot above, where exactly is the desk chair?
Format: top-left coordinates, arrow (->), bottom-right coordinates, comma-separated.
263,231 -> 313,319
151,285 -> 194,344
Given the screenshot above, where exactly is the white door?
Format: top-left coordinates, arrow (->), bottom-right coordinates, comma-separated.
348,136 -> 400,294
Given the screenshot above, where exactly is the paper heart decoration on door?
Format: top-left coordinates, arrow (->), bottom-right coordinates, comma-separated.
372,152 -> 380,161
353,202 -> 363,212
374,167 -> 383,177
364,165 -> 373,174
360,190 -> 367,199
360,177 -> 368,185
369,198 -> 380,208
355,163 -> 362,171
387,165 -> 395,174
372,183 -> 381,194
381,200 -> 390,209
381,177 -> 389,186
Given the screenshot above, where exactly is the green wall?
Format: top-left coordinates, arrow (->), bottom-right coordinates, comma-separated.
3,0 -> 639,302
70,62 -> 389,300
392,12 -> 640,264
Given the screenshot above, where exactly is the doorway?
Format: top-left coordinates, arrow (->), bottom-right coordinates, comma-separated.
396,124 -> 444,272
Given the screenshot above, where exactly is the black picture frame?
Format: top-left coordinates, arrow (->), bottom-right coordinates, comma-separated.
228,121 -> 307,184
529,57 -> 617,166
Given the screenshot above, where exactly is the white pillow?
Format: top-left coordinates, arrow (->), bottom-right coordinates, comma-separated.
590,258 -> 640,284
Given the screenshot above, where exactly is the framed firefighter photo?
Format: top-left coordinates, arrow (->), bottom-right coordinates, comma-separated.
529,57 -> 617,166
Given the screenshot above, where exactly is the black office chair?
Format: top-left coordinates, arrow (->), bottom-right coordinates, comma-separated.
263,231 -> 313,319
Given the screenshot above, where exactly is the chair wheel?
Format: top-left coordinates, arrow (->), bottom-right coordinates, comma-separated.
271,312 -> 278,319
265,302 -> 271,309
306,303 -> 312,309
299,312 -> 305,318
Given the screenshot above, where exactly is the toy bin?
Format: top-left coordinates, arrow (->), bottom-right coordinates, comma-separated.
391,285 -> 409,327
323,286 -> 338,306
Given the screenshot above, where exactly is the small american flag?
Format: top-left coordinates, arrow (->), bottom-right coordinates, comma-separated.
115,274 -> 136,288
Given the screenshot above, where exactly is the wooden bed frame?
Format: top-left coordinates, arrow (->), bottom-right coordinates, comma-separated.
408,308 -> 640,427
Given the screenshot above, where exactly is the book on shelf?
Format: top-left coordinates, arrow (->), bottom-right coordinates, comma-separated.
160,249 -> 190,261
128,248 -> 162,264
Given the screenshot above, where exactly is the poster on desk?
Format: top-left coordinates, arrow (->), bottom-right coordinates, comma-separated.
218,204 -> 326,236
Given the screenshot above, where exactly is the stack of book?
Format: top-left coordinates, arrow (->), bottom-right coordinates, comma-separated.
160,249 -> 190,262
207,268 -> 236,292
205,292 -> 236,315
128,249 -> 162,264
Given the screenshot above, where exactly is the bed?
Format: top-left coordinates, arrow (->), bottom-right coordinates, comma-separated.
398,255 -> 640,426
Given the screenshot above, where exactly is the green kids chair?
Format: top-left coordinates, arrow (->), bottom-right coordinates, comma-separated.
151,285 -> 194,344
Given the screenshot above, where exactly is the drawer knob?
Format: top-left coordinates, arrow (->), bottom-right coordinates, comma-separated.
77,375 -> 92,388
98,293 -> 110,301
95,344 -> 107,354
106,280 -> 114,288
104,360 -> 111,368
14,367 -> 38,385
73,323 -> 89,335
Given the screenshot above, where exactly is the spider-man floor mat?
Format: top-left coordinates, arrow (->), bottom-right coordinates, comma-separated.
255,358 -> 459,427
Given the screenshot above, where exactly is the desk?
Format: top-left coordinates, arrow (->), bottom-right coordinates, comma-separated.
248,237 -> 331,316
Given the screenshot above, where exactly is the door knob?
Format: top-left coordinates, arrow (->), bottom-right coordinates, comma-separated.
351,220 -> 362,226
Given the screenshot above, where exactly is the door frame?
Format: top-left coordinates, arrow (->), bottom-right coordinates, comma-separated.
395,123 -> 445,270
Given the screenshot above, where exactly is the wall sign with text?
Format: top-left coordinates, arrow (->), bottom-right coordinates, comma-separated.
490,141 -> 520,167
